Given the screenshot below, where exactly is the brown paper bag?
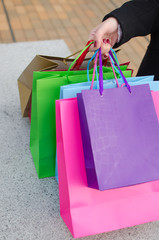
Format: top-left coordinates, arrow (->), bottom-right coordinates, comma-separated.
17,53 -> 92,117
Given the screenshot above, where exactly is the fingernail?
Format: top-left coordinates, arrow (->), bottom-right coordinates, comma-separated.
103,39 -> 107,44
94,41 -> 97,47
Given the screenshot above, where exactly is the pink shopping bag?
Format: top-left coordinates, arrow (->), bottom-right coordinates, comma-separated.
152,91 -> 159,121
56,96 -> 159,239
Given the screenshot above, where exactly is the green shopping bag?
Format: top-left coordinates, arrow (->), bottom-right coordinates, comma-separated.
30,47 -> 132,178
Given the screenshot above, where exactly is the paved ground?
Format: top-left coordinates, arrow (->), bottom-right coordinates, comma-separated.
0,0 -> 150,75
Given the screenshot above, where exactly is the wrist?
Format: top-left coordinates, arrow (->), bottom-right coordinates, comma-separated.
117,23 -> 122,43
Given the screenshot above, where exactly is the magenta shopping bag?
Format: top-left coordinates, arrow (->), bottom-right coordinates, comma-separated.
152,91 -> 159,121
56,97 -> 159,238
77,48 -> 159,191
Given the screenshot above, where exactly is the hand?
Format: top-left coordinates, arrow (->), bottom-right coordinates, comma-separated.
89,17 -> 119,57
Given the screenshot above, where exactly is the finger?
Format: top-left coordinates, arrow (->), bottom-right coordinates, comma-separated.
89,26 -> 104,52
88,26 -> 100,51
103,54 -> 108,59
89,34 -> 103,51
100,39 -> 112,55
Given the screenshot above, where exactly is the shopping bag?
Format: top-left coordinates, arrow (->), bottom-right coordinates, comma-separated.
77,84 -> 159,190
30,44 -> 131,178
152,91 -> 159,121
30,70 -> 122,178
56,97 -> 159,238
61,75 -> 154,99
29,43 -> 95,178
77,48 -> 159,190
55,75 -> 157,182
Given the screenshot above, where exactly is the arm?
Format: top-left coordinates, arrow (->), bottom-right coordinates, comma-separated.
103,0 -> 159,48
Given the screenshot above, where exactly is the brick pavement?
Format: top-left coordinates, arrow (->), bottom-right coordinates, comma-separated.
0,0 -> 150,75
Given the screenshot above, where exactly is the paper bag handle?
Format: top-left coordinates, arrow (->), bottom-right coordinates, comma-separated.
90,51 -> 99,90
65,50 -> 83,60
90,48 -> 120,92
71,40 -> 93,70
108,54 -> 119,88
109,50 -> 131,93
99,48 -> 104,95
90,47 -> 129,95
66,41 -> 94,82
87,50 -> 99,83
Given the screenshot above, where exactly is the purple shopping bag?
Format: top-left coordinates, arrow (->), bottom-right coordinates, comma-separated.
77,49 -> 159,191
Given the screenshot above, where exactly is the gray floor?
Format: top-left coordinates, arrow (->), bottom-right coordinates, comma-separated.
0,40 -> 159,240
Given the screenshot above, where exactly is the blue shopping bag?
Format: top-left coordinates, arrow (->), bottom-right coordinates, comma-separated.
61,75 -> 154,99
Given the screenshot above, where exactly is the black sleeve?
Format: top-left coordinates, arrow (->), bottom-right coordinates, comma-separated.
103,0 -> 159,48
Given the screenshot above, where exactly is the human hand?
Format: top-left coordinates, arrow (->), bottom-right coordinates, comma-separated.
89,17 -> 119,57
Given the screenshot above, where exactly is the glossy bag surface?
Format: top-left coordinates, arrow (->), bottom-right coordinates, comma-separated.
30,63 -> 131,178
77,84 -> 159,190
56,97 -> 159,238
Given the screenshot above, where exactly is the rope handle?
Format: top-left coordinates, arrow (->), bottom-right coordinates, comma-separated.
109,49 -> 131,93
90,51 -> 99,90
72,40 -> 93,70
67,41 -> 94,82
